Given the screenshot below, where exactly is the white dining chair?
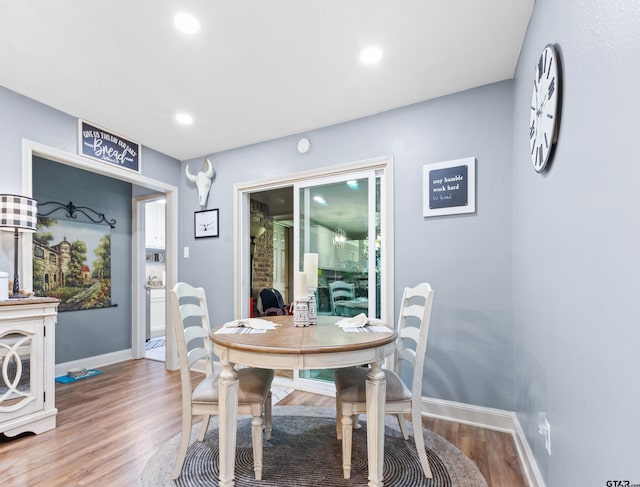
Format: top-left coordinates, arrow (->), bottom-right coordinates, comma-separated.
329,280 -> 356,315
333,282 -> 435,480
169,282 -> 274,480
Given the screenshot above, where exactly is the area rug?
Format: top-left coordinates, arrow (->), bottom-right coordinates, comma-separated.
139,407 -> 487,487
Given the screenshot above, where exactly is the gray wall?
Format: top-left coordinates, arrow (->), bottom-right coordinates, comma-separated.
179,80 -> 516,411
0,85 -> 180,363
33,157 -> 132,363
513,0 -> 640,484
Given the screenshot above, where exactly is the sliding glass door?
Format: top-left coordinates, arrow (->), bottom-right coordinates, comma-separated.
294,170 -> 382,387
234,157 -> 392,394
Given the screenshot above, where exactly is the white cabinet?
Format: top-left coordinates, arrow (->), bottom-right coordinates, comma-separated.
0,298 -> 59,436
310,224 -> 337,269
145,201 -> 165,249
149,288 -> 166,338
310,225 -> 362,271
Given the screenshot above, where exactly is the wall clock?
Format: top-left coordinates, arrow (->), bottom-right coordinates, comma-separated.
529,44 -> 561,173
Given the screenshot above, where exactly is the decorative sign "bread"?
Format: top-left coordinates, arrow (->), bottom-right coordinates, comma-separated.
78,119 -> 141,173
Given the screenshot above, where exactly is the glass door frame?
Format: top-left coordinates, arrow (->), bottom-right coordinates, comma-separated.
233,156 -> 394,394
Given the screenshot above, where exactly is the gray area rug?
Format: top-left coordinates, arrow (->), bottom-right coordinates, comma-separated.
139,407 -> 487,487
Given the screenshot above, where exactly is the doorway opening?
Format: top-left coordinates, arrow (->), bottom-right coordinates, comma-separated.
143,197 -> 167,362
22,139 -> 179,371
249,187 -> 294,317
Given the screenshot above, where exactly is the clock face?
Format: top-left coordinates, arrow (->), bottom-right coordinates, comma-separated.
529,44 -> 560,173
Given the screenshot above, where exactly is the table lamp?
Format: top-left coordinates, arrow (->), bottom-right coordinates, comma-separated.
0,194 -> 38,298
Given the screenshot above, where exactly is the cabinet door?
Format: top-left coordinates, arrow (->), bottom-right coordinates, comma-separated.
0,321 -> 44,422
149,289 -> 166,334
145,202 -> 166,249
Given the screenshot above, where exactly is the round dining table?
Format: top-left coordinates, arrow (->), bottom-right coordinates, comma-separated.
211,315 -> 396,487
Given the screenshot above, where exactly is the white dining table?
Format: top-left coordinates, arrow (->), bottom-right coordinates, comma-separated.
211,315 -> 396,487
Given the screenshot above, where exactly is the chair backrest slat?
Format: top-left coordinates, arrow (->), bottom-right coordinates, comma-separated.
179,303 -> 206,321
187,347 -> 210,368
184,323 -> 207,342
400,303 -> 426,320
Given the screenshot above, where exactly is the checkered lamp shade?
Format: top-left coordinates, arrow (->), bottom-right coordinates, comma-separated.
0,194 -> 38,232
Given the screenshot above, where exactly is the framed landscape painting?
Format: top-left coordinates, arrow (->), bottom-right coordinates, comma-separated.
32,217 -> 112,312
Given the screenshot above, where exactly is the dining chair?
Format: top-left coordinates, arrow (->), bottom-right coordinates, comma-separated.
257,287 -> 288,316
333,282 -> 435,480
329,280 -> 356,315
169,282 -> 274,480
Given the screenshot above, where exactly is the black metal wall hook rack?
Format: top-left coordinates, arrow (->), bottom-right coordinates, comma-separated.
38,201 -> 117,228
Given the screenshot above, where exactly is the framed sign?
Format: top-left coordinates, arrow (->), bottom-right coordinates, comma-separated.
194,209 -> 219,238
423,157 -> 476,217
78,119 -> 141,173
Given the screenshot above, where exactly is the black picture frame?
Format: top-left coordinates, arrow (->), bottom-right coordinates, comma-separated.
194,209 -> 219,238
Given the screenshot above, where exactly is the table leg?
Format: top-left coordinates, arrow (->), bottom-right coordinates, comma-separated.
218,360 -> 239,487
366,361 -> 386,487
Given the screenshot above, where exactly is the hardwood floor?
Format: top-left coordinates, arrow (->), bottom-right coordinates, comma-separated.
0,359 -> 527,486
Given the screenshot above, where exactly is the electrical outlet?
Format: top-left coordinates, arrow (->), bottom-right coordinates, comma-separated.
183,246 -> 190,258
538,412 -> 551,455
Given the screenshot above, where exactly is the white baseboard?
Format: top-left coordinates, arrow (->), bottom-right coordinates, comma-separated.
512,412 -> 546,487
421,396 -> 545,487
55,349 -> 133,377
422,396 -> 514,432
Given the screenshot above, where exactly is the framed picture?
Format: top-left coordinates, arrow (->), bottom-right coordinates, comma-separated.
423,157 -> 476,217
194,209 -> 219,238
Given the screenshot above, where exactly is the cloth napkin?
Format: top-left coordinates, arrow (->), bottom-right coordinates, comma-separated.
222,318 -> 276,330
335,313 -> 384,328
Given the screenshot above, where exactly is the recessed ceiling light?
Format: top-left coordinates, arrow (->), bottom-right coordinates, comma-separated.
360,46 -> 383,65
174,12 -> 200,35
175,113 -> 193,125
313,196 -> 327,206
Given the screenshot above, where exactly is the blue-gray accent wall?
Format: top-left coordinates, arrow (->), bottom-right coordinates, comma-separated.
33,156 -> 133,363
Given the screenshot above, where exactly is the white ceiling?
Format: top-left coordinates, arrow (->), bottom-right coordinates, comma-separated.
0,1 -> 533,161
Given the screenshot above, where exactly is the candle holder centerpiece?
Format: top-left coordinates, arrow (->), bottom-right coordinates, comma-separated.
293,296 -> 311,327
293,253 -> 319,327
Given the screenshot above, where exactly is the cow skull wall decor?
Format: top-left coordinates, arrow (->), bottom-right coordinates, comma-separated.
185,158 -> 215,207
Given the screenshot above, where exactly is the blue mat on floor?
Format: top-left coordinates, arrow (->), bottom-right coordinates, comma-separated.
55,369 -> 103,384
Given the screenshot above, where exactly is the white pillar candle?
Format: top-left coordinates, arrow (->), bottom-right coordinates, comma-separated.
304,253 -> 318,289
295,271 -> 308,299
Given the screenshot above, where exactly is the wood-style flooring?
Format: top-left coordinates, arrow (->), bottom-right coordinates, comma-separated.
0,359 -> 527,486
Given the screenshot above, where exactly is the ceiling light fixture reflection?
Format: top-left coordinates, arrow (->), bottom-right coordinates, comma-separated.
360,46 -> 383,65
175,113 -> 194,125
313,195 -> 327,206
174,12 -> 200,34
333,226 -> 346,247
346,180 -> 359,189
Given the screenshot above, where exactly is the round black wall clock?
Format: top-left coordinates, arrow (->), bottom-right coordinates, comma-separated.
529,44 -> 561,173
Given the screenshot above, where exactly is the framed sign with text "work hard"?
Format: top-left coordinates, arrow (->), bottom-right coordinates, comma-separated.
423,157 -> 476,217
